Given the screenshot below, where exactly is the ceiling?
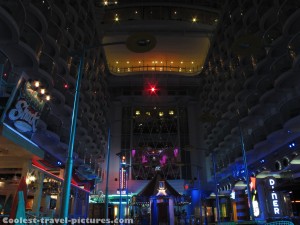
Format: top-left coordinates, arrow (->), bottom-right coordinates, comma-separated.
103,33 -> 210,76
96,1 -> 220,77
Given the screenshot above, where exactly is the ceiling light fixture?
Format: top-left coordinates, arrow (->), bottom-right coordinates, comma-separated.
34,81 -> 40,88
114,14 -> 119,22
126,33 -> 156,53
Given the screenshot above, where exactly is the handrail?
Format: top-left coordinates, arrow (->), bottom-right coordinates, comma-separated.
266,221 -> 294,225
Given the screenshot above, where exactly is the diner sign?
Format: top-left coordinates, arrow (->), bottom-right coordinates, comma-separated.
267,177 -> 281,216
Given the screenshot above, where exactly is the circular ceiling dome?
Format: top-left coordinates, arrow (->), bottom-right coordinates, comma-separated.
126,33 -> 156,53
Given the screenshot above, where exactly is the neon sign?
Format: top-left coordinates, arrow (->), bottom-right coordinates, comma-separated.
250,177 -> 260,217
118,167 -> 127,192
268,178 -> 280,215
8,100 -> 40,132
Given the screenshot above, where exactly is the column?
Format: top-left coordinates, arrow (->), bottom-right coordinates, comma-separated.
169,198 -> 175,225
83,192 -> 89,218
40,195 -> 51,215
55,190 -> 62,217
21,160 -> 32,178
31,171 -> 44,216
235,189 -> 250,221
70,189 -> 78,218
150,197 -> 158,225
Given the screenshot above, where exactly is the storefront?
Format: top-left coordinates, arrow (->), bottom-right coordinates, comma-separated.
0,74 -> 93,219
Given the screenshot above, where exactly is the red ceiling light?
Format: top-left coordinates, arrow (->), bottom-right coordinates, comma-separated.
148,85 -> 158,95
64,83 -> 68,89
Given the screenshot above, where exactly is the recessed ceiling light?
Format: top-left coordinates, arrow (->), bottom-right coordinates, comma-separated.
180,61 -> 183,64
174,11 -> 177,14
34,81 -> 40,87
138,61 -> 141,64
192,17 -> 197,22
160,61 -> 163,64
171,61 -> 173,64
135,11 -> 138,14
126,61 -> 129,64
116,61 -> 119,64
191,61 -> 194,64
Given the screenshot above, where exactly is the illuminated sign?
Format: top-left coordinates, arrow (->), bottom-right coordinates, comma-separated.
230,190 -> 235,199
9,99 -> 40,132
250,177 -> 260,217
118,168 -> 127,192
268,178 -> 280,215
156,181 -> 167,196
2,75 -> 43,140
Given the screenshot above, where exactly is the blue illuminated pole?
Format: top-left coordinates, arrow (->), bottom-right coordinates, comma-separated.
60,50 -> 84,223
212,152 -> 221,224
238,121 -> 254,220
196,166 -> 203,225
119,159 -> 122,223
105,128 -> 111,225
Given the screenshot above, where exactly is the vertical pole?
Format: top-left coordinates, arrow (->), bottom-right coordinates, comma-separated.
238,122 -> 254,220
0,64 -> 4,97
119,162 -> 122,223
60,52 -> 84,224
197,166 -> 203,225
126,167 -> 129,219
212,153 -> 221,224
86,192 -> 90,218
105,128 -> 111,225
